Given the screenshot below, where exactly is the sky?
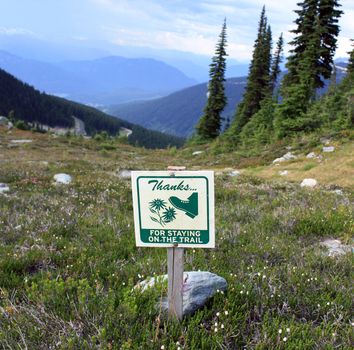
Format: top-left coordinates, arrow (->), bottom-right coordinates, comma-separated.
0,0 -> 353,63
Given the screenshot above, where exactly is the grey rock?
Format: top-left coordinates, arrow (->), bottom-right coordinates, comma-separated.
279,170 -> 288,176
273,152 -> 297,164
306,152 -> 317,159
10,139 -> 32,144
229,170 -> 241,177
136,271 -> 227,317
0,183 -> 10,194
192,151 -> 204,156
300,178 -> 317,188
321,239 -> 352,257
322,146 -> 335,153
53,173 -> 72,185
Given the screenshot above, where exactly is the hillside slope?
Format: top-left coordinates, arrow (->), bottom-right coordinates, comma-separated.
0,68 -> 184,149
108,64 -> 347,138
0,127 -> 352,349
108,77 -> 247,137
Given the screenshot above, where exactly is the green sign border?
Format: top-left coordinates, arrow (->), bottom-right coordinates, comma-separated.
136,176 -> 210,244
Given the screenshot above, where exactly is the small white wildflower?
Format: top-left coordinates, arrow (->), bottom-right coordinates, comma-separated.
214,327 -> 218,332
283,337 -> 287,342
262,275 -> 266,279
286,328 -> 290,333
240,290 -> 244,294
214,322 -> 218,327
221,324 -> 225,329
278,329 -> 282,334
161,346 -> 165,349
224,310 -> 229,315
216,312 -> 220,317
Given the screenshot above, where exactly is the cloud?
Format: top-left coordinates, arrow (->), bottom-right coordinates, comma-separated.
0,27 -> 36,36
91,0 -> 354,61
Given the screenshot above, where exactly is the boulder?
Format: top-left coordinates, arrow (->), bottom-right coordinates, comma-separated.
300,178 -> 317,188
53,173 -> 72,185
273,152 -> 297,164
137,271 -> 227,317
322,146 -> 335,153
306,152 -> 317,159
320,239 -> 352,257
0,183 -> 10,194
279,170 -> 288,176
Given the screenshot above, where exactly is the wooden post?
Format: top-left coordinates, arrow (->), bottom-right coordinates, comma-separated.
167,246 -> 184,320
167,166 -> 185,321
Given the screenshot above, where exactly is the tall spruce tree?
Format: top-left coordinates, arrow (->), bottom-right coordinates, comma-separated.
275,0 -> 342,138
269,33 -> 284,94
195,19 -> 227,141
282,0 -> 319,90
317,0 -> 343,82
226,6 -> 272,141
282,0 -> 342,92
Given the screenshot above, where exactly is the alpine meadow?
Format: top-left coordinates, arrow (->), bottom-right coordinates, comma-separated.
0,0 -> 353,349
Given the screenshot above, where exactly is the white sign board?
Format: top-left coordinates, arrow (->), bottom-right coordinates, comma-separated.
131,171 -> 215,248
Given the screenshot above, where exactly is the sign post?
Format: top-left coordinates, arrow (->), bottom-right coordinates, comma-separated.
131,170 -> 215,320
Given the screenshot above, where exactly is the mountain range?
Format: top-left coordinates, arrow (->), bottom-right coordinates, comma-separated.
0,50 -> 196,106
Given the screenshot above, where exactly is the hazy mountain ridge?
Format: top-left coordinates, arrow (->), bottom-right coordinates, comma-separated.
0,50 -> 196,105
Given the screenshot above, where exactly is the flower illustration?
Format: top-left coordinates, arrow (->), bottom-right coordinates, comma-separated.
149,198 -> 177,227
149,199 -> 167,211
162,207 -> 176,223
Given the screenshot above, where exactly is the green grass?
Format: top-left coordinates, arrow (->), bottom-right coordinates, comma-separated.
0,129 -> 353,349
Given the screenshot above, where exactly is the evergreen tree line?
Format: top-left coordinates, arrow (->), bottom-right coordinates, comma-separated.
196,0 -> 352,147
0,68 -> 184,149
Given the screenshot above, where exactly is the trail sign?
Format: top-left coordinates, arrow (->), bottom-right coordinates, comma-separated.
131,171 -> 215,248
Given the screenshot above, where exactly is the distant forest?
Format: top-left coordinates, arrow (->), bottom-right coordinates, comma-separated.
0,68 -> 184,149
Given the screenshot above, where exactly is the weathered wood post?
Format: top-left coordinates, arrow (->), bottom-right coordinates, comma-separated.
167,245 -> 184,320
167,166 -> 186,321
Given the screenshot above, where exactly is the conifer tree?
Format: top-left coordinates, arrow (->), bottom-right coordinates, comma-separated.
269,33 -> 284,94
196,19 -> 227,141
282,0 -> 342,92
317,0 -> 343,82
282,0 -> 319,91
226,6 -> 272,140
